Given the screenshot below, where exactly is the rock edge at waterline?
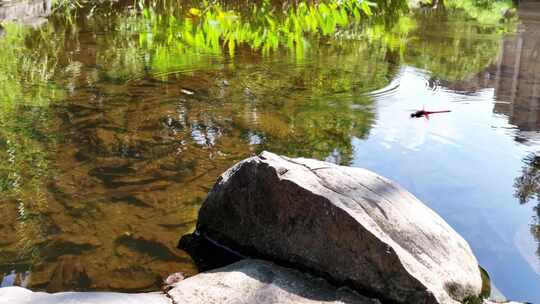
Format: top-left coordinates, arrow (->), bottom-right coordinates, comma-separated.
0,259 -> 380,304
0,152 -> 526,304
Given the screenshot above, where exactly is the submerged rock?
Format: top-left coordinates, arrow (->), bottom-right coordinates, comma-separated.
46,256 -> 91,292
197,151 -> 483,304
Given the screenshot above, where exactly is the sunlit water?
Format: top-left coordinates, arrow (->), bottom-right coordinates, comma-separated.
1,0 -> 539,302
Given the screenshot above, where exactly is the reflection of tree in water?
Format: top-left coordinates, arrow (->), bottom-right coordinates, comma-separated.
514,153 -> 540,258
0,0 -> 520,292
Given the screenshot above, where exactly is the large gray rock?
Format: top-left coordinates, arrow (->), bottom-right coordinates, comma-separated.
167,259 -> 380,304
0,260 -> 379,304
197,151 -> 483,304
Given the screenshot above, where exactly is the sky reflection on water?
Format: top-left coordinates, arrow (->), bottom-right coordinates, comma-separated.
353,66 -> 540,302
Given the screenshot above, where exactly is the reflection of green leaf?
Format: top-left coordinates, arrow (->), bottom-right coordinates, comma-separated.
513,154 -> 540,263
400,0 -> 517,81
189,8 -> 201,16
403,6 -> 515,81
361,1 -> 373,16
0,24 -> 58,109
130,0 -> 379,72
0,20 -> 63,268
446,0 -> 515,26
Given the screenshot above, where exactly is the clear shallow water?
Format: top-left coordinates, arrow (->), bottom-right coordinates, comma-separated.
0,0 -> 539,302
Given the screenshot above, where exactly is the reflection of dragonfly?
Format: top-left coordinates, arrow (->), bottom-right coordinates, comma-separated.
410,107 -> 451,119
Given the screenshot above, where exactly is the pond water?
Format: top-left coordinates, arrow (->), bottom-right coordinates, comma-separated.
0,0 -> 539,302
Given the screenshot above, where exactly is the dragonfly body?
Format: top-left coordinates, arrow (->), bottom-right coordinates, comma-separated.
410,109 -> 451,118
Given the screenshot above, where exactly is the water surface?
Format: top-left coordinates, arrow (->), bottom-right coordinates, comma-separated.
0,0 -> 539,302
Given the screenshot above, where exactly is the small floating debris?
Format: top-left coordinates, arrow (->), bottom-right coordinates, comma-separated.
181,88 -> 195,95
164,272 -> 185,285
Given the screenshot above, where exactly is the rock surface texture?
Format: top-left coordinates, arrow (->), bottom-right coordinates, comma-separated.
0,286 -> 169,304
197,151 -> 483,304
167,259 -> 380,304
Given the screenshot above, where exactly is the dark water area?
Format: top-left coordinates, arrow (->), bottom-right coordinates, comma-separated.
0,0 -> 539,302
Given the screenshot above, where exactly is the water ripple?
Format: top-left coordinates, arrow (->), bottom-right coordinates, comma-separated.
365,78 -> 401,100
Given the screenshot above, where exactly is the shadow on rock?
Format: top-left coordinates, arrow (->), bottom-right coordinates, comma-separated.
178,232 -> 243,272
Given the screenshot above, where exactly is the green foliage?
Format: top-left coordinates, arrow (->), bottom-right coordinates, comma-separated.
400,0 -> 517,81
479,266 -> 491,299
0,22 -> 61,193
0,22 -> 61,192
514,154 -> 540,259
0,23 -> 62,110
402,3 -> 516,81
133,0 -> 377,72
0,22 -> 62,266
462,296 -> 483,304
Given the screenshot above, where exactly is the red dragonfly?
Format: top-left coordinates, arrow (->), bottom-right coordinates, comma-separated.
410,108 -> 451,119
